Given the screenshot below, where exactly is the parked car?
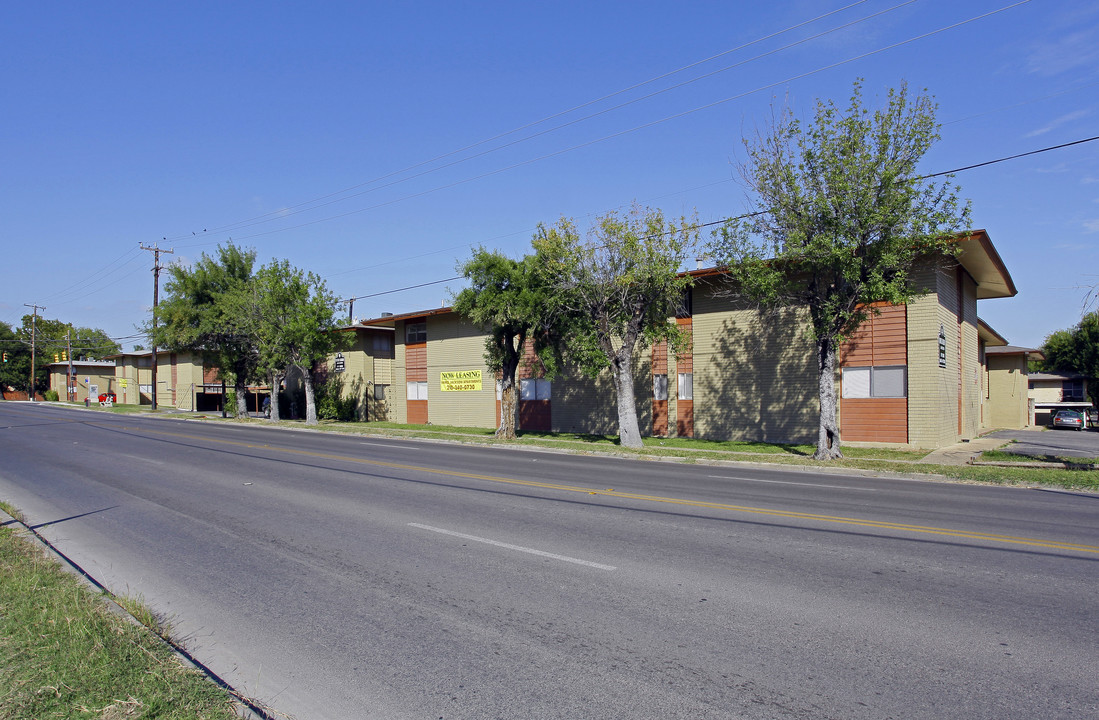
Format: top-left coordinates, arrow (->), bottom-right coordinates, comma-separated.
1051,410 -> 1085,431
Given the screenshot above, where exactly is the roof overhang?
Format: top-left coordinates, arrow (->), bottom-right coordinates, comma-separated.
954,230 -> 1016,299
358,307 -> 455,326
977,318 -> 1008,347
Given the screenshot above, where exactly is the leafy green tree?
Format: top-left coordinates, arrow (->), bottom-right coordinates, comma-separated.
452,249 -> 550,439
0,322 -> 24,394
1038,312 -> 1099,406
709,80 -> 969,459
251,259 -> 348,425
2,317 -> 120,396
533,205 -> 698,449
152,243 -> 260,417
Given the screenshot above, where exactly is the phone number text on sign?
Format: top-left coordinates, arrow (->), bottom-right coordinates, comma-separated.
440,370 -> 482,392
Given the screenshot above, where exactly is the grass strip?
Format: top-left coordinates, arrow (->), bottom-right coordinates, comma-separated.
0,519 -> 245,720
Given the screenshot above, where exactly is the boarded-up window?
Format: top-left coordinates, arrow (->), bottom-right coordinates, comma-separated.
653,374 -> 668,401
520,378 -> 551,400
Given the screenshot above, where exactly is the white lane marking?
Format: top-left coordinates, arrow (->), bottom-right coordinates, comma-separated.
707,475 -> 876,491
361,442 -> 414,450
408,523 -> 616,570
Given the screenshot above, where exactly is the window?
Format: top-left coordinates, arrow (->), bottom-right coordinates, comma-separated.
405,322 -> 427,344
842,366 -> 907,398
653,374 -> 668,401
374,384 -> 388,401
406,381 -> 427,400
1063,379 -> 1085,401
677,372 -> 693,400
373,333 -> 394,357
520,378 -> 551,400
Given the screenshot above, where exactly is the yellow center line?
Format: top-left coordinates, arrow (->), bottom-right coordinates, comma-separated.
110,423 -> 1099,555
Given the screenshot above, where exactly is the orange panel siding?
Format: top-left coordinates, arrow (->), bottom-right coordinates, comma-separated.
407,399 -> 428,425
519,400 -> 551,432
676,400 -> 694,437
405,343 -> 427,382
653,400 -> 668,436
840,304 -> 907,366
841,398 -> 908,443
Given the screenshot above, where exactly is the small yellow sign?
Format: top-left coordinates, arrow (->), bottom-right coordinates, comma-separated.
119,379 -> 128,388
440,370 -> 482,392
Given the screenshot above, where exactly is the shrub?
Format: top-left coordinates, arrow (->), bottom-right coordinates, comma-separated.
44,389 -> 59,401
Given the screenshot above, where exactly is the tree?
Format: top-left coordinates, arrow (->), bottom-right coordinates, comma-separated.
152,243 -> 260,417
452,249 -> 549,439
533,205 -> 698,449
1037,312 -> 1099,407
251,259 -> 348,425
0,322 -> 23,393
709,80 -> 969,460
3,317 -> 120,396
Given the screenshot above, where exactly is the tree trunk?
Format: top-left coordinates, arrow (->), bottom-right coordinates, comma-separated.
494,334 -> 522,440
814,336 -> 842,460
497,376 -> 518,439
235,380 -> 248,418
612,351 -> 643,449
303,369 -> 318,425
269,371 -> 282,421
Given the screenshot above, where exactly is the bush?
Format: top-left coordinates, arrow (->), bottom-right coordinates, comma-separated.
314,378 -> 358,422
44,389 -> 59,401
225,390 -> 237,417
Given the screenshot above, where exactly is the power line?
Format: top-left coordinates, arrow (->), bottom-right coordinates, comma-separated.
170,1 -> 1035,250
165,1 -> 880,244
171,1 -> 922,245
345,132 -> 1099,308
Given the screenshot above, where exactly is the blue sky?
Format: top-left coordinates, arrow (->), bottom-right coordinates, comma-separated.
2,0 -> 1097,350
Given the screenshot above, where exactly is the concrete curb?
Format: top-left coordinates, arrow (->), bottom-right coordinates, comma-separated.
0,508 -> 275,720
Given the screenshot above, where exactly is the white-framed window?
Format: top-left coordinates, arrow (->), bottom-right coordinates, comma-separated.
653,374 -> 668,401
842,366 -> 907,398
405,322 -> 427,344
373,333 -> 394,357
374,384 -> 388,401
520,378 -> 551,401
677,373 -> 693,400
406,381 -> 427,400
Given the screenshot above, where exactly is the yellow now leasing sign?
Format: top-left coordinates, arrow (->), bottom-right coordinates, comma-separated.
440,370 -> 482,392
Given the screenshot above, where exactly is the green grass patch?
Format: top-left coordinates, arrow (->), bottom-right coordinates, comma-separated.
0,523 -> 245,719
980,449 -> 1099,465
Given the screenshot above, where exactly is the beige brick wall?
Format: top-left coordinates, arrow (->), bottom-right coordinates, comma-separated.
905,264 -> 982,448
691,279 -> 818,443
425,313 -> 497,428
1029,381 -> 1066,404
986,355 -> 1030,429
393,321 -> 409,424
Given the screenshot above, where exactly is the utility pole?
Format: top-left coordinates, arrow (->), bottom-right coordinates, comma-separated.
66,328 -> 74,402
345,297 -> 355,325
23,303 -> 44,402
140,242 -> 174,411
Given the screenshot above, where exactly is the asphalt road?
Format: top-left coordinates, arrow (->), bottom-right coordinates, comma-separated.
989,427 -> 1099,459
1,403 -> 1096,720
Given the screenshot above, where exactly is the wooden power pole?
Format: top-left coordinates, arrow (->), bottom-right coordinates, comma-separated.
140,243 -> 174,410
23,303 -> 44,402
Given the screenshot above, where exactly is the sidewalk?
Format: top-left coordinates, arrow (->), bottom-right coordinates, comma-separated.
917,435 -> 1010,465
